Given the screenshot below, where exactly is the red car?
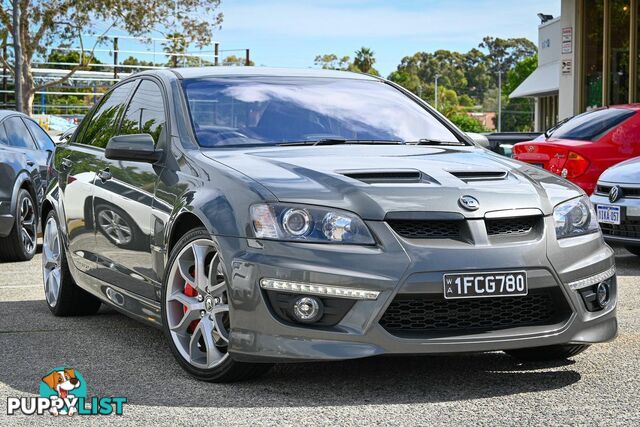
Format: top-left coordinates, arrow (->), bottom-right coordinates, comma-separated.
513,105 -> 640,194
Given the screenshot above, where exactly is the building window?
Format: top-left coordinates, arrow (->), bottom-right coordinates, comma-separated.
583,0 -> 605,109
609,0 -> 631,104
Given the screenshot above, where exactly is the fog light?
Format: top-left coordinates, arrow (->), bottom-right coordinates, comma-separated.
292,296 -> 323,323
596,282 -> 610,308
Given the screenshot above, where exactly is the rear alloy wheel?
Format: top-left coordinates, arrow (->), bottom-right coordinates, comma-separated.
505,344 -> 590,362
0,189 -> 37,261
42,210 -> 101,316
162,228 -> 271,382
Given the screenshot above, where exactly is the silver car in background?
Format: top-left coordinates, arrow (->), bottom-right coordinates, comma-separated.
591,156 -> 640,257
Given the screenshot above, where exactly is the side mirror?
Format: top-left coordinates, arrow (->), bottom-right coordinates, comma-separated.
105,134 -> 162,163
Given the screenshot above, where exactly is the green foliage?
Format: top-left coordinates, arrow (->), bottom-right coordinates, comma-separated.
1,0 -> 223,114
505,55 -> 538,94
386,36 -> 538,132
448,113 -> 488,133
223,55 -> 254,66
353,47 -> 376,73
314,47 -> 380,75
46,50 -> 103,70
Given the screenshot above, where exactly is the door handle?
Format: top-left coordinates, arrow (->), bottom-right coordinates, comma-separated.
26,160 -> 34,166
97,169 -> 112,182
61,157 -> 73,170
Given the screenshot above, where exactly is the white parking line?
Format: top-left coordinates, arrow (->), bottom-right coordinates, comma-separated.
0,285 -> 41,289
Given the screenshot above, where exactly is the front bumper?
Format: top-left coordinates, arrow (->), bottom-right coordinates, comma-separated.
591,192 -> 640,246
218,219 -> 617,363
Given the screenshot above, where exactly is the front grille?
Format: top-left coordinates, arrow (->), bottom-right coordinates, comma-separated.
379,288 -> 570,337
387,220 -> 463,239
601,219 -> 640,239
596,185 -> 640,198
486,216 -> 539,236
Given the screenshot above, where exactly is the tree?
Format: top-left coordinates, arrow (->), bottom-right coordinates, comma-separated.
314,54 -> 351,70
500,55 -> 538,131
353,47 -> 375,73
163,32 -> 189,68
223,55 -> 254,66
314,48 -> 380,75
0,0 -> 223,114
479,36 -> 537,73
448,113 -> 487,133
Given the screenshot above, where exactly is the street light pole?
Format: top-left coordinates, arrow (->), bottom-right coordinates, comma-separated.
497,70 -> 503,133
434,74 -> 440,111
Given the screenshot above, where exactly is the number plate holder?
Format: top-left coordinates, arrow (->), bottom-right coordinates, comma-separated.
443,271 -> 528,299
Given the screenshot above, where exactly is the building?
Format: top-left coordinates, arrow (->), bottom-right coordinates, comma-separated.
511,0 -> 640,131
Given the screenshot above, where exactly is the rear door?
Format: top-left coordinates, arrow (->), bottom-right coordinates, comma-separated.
22,118 -> 55,208
55,81 -> 137,273
91,78 -> 168,300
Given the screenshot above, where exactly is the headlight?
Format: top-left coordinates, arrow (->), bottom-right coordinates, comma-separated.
250,203 -> 375,244
553,196 -> 599,239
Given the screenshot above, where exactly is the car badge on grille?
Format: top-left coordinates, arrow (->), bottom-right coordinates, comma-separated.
609,186 -> 623,203
459,195 -> 479,211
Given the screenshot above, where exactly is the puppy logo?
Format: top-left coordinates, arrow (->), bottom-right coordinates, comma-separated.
40,367 -> 86,416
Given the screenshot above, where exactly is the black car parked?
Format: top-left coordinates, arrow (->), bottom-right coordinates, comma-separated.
0,111 -> 55,261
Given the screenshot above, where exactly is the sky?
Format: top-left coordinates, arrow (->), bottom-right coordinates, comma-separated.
213,0 -> 561,76
105,0 -> 561,77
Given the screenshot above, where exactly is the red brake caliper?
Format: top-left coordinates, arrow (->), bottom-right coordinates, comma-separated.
184,266 -> 200,334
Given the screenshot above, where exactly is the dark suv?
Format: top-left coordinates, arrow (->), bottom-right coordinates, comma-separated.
0,111 -> 55,261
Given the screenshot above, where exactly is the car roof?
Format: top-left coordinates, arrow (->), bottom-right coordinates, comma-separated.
0,110 -> 28,120
169,66 -> 381,81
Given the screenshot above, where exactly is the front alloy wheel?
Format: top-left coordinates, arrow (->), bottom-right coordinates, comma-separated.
162,228 -> 271,382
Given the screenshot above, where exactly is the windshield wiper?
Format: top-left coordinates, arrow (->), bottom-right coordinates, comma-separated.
408,138 -> 465,146
277,138 -> 405,146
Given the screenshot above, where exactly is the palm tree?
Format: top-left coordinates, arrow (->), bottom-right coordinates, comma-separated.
354,47 -> 376,73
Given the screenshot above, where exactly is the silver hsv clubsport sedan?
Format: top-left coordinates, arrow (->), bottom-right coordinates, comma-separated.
42,68 -> 617,382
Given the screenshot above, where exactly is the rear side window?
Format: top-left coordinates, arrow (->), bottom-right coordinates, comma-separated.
79,81 -> 136,148
0,123 -> 9,146
3,117 -> 37,149
551,109 -> 635,141
119,80 -> 167,146
23,119 -> 55,151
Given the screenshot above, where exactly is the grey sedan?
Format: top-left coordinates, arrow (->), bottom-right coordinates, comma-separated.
42,68 -> 617,382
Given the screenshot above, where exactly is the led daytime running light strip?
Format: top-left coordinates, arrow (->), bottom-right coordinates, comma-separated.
259,278 -> 380,300
567,265 -> 616,290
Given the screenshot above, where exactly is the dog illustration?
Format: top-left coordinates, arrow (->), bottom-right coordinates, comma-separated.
41,368 -> 80,416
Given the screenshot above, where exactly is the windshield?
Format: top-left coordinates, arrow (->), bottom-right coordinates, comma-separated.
549,108 -> 635,141
182,77 -> 461,147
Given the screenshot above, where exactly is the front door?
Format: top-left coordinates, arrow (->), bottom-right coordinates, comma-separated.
92,78 -> 167,300
58,80 -> 137,273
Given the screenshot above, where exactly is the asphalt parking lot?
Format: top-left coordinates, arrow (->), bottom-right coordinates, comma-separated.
1,246 -> 639,426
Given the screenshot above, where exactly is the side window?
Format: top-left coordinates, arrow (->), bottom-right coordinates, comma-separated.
3,117 -> 37,150
80,81 -> 136,148
120,80 -> 167,146
0,123 -> 9,146
23,119 -> 55,151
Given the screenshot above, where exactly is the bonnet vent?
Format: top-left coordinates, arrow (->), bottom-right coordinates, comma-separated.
449,171 -> 508,182
341,170 -> 426,184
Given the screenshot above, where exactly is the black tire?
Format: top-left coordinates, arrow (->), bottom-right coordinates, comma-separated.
162,227 -> 272,382
625,246 -> 640,257
0,189 -> 37,262
43,210 -> 102,316
505,344 -> 590,362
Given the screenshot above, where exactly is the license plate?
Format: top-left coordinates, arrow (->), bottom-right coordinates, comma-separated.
597,204 -> 621,225
443,271 -> 528,299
